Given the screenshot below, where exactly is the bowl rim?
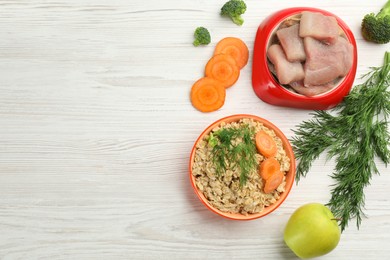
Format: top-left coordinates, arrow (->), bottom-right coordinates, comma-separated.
189,114 -> 296,220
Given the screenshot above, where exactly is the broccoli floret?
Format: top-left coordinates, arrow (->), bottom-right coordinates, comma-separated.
361,0 -> 390,44
221,0 -> 247,26
193,27 -> 211,46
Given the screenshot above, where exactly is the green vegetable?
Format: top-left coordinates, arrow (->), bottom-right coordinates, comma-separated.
220,0 -> 247,26
208,124 -> 258,186
193,27 -> 211,46
207,133 -> 218,148
361,0 -> 390,44
291,51 -> 390,232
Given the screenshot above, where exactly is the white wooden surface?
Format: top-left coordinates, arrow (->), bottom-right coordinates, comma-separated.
0,0 -> 389,259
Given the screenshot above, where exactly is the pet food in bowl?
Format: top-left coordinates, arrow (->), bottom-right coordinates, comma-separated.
189,114 -> 296,220
252,7 -> 358,110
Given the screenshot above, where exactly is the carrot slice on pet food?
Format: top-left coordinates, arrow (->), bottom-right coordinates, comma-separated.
263,171 -> 284,194
205,54 -> 240,89
190,77 -> 226,112
259,157 -> 281,180
214,37 -> 249,69
255,130 -> 277,157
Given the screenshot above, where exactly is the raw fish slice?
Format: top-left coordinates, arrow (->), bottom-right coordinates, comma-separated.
304,37 -> 353,86
338,37 -> 354,76
267,44 -> 305,85
277,24 -> 306,62
289,81 -> 335,96
299,11 -> 339,44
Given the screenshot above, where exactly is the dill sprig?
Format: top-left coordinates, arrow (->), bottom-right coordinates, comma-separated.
208,124 -> 258,186
291,51 -> 390,232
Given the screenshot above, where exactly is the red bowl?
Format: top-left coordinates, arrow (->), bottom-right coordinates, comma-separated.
189,114 -> 296,220
252,7 -> 358,110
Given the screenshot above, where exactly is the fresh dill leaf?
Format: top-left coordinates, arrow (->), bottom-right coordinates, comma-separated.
209,124 -> 258,186
291,111 -> 336,181
291,51 -> 390,232
371,121 -> 390,164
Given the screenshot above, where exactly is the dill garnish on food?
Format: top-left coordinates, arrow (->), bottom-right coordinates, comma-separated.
208,124 -> 258,186
291,51 -> 390,232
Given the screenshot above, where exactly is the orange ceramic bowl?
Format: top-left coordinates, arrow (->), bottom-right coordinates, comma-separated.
189,114 -> 296,220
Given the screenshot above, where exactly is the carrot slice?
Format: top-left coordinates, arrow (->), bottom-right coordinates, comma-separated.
259,158 -> 281,180
255,130 -> 277,157
214,37 -> 249,69
190,77 -> 226,112
205,54 -> 240,89
263,171 -> 284,194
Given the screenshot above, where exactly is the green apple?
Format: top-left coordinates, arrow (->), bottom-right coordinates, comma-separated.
284,203 -> 341,259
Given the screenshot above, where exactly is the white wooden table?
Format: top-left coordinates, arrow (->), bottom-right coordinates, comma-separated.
1,0 -> 389,259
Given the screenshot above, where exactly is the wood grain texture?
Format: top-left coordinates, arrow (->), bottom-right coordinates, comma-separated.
0,0 -> 390,259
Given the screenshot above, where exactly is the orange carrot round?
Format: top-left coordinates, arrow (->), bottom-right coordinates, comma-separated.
255,130 -> 277,157
214,37 -> 249,69
205,54 -> 240,89
259,157 -> 281,180
190,77 -> 226,112
263,171 -> 284,194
